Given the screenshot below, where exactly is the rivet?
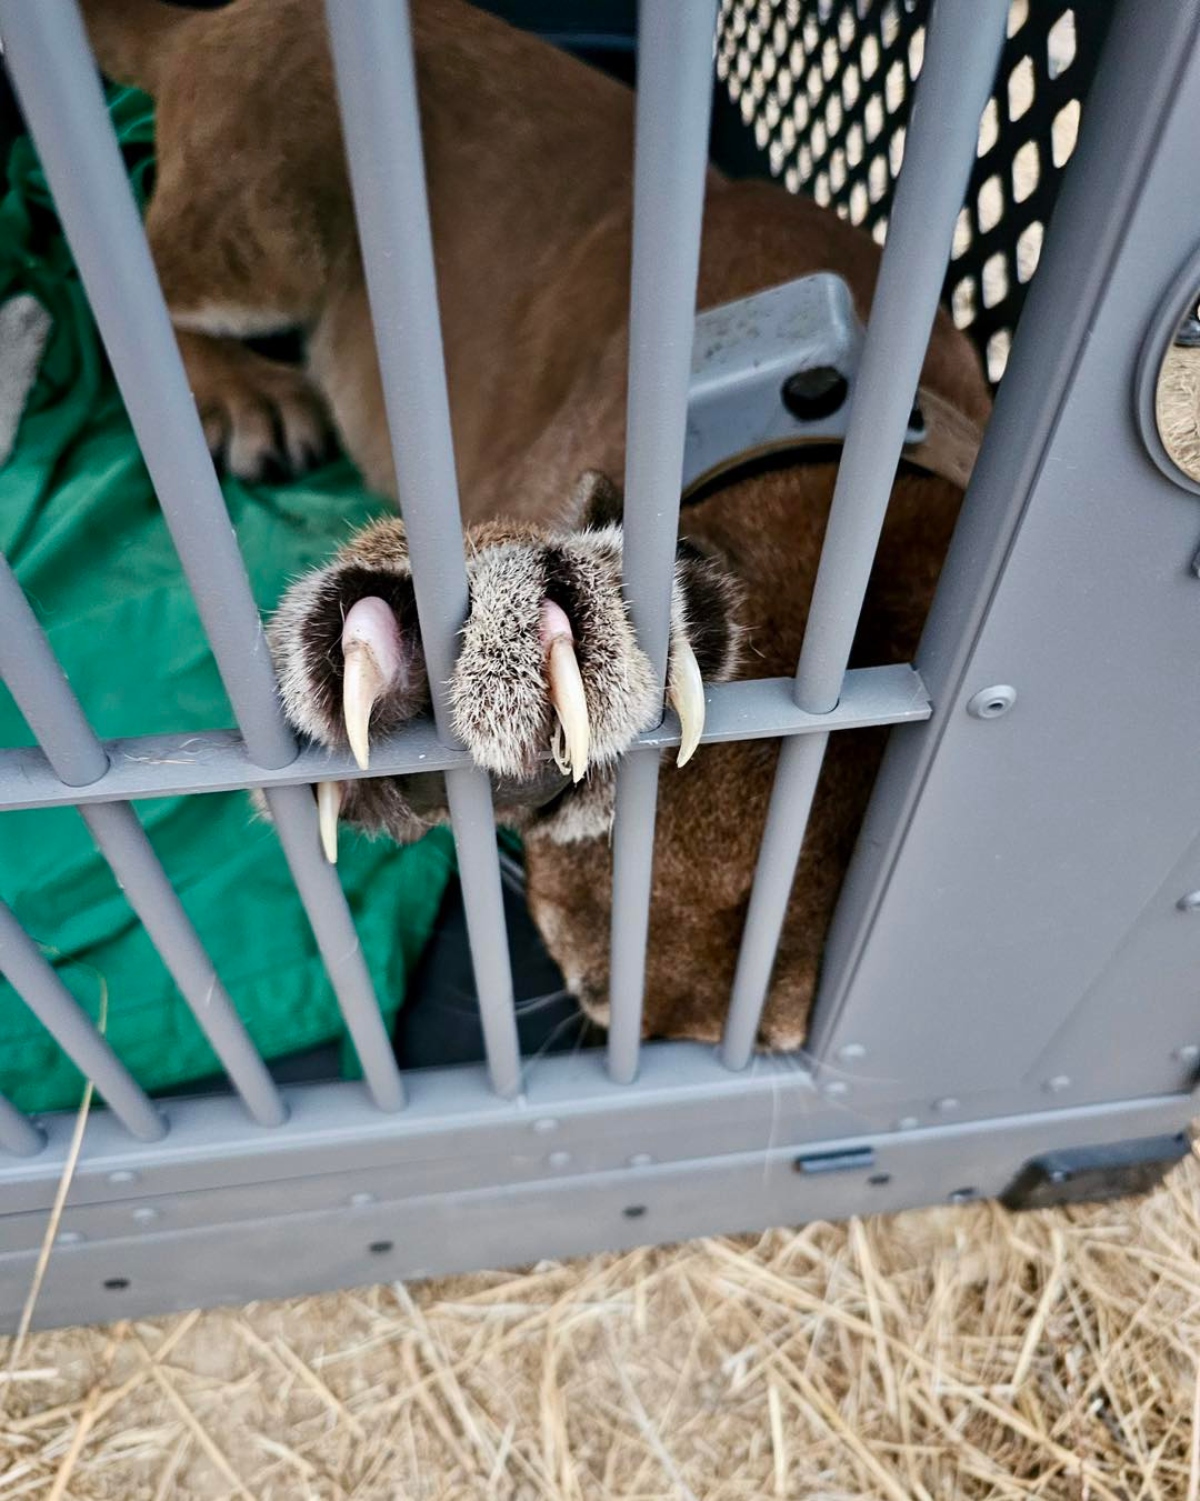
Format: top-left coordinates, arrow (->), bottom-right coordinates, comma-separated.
532,1118 -> 559,1135
1044,1074 -> 1071,1093
1177,891 -> 1200,912
1174,1044 -> 1200,1063
966,684 -> 1017,720
896,1116 -> 921,1131
823,1080 -> 850,1098
348,1192 -> 377,1207
933,1097 -> 960,1114
628,1153 -> 654,1168
548,1150 -> 571,1169
57,1229 -> 85,1246
837,1043 -> 867,1062
781,365 -> 849,422
132,1206 -> 159,1224
107,1170 -> 138,1186
948,1187 -> 978,1205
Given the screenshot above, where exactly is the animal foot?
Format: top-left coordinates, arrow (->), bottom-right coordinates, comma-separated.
178,331 -> 334,482
267,498 -> 742,857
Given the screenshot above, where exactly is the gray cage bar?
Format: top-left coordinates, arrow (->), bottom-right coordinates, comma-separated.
0,666 -> 931,812
607,0 -> 720,1085
0,559 -> 288,1130
0,901 -> 165,1143
324,0 -> 522,1099
0,0 -> 405,1115
0,1093 -> 44,1159
719,0 -> 1010,1070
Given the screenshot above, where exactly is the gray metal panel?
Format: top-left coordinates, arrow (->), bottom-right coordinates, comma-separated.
5,1035 -> 1179,1222
812,0 -> 1200,1107
720,0 -> 1010,1068
0,667 -> 931,812
0,901 -> 165,1143
0,0 -> 406,1115
0,1088 -> 1188,1331
324,0 -> 520,1097
0,1095 -> 44,1160
608,0 -> 719,1083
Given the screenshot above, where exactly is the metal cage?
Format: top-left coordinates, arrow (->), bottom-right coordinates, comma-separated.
0,0 -> 1198,1331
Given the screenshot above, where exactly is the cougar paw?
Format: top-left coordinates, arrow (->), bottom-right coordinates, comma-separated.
451,524 -> 741,781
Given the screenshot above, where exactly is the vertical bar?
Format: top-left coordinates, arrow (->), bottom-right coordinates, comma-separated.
0,901 -> 166,1142
0,558 -> 289,1126
0,566 -> 108,789
0,0 -> 405,1113
605,752 -> 662,1085
263,782 -> 412,1103
606,0 -> 719,1084
720,0 -> 1010,1070
0,1094 -> 46,1159
324,0 -> 522,1098
442,771 -> 522,1098
83,804 -> 290,1126
0,1 -> 293,770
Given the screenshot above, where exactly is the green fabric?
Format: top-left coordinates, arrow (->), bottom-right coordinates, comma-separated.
0,89 -> 455,1114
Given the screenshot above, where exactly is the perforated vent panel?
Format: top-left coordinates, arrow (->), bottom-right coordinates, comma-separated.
714,0 -> 1114,383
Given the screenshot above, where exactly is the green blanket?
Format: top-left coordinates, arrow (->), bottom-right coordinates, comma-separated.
0,89 -> 455,1114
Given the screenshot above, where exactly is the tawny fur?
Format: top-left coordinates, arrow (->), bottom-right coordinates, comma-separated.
81,0 -> 991,1048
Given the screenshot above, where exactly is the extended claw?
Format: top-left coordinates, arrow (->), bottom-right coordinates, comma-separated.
669,637 -> 705,767
341,596 -> 405,771
541,600 -> 590,783
317,779 -> 342,863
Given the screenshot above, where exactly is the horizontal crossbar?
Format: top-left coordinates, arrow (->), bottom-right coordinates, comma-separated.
0,665 -> 929,812
0,1049 -> 1189,1329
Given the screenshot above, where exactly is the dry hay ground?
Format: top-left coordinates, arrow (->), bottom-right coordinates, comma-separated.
2,1150 -> 1200,1500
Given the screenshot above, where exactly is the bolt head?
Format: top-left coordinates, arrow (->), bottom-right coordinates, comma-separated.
548,1150 -> 571,1169
823,1080 -> 850,1098
837,1043 -> 867,1062
1178,892 -> 1200,913
532,1118 -> 559,1135
967,685 -> 1017,720
933,1097 -> 960,1114
1175,1044 -> 1200,1063
1044,1075 -> 1072,1093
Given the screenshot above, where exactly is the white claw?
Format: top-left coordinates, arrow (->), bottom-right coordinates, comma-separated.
547,635 -> 590,783
317,780 -> 342,864
669,637 -> 705,768
341,596 -> 404,772
343,646 -> 383,771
